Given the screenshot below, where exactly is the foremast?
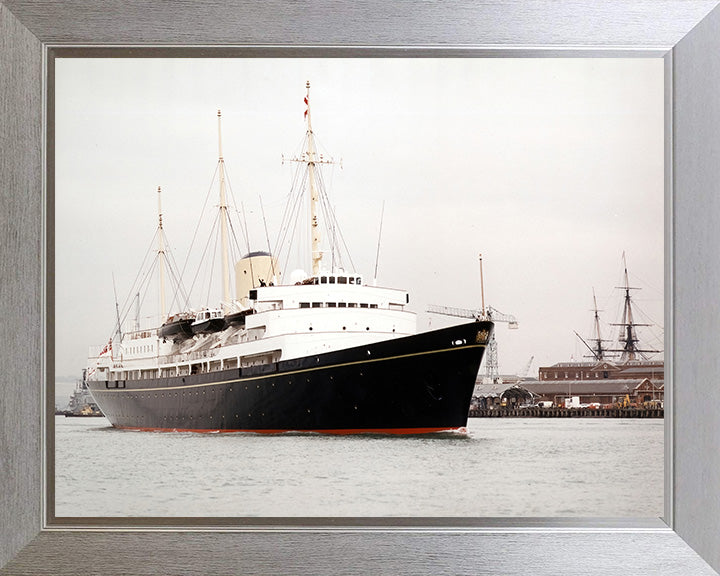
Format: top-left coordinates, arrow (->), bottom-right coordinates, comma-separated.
589,288 -> 609,361
217,110 -> 232,313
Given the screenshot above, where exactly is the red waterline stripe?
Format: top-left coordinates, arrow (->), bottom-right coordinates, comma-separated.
115,425 -> 467,435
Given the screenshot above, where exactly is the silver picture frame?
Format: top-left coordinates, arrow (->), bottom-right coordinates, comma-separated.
2,1 -> 720,574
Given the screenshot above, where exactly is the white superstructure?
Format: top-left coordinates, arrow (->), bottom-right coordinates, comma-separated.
87,83 -> 416,385
88,271 -> 416,383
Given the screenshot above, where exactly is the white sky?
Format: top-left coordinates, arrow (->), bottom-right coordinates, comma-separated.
54,58 -> 664,385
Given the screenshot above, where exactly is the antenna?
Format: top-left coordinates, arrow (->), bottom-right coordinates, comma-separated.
478,253 -> 486,319
373,200 -> 385,284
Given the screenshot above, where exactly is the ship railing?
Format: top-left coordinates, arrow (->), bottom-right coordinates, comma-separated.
162,348 -> 219,366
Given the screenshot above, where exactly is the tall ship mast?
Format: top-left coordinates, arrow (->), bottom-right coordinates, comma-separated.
589,288 -> 608,360
574,253 -> 661,364
574,288 -> 611,361
608,253 -> 659,362
84,84 -> 493,434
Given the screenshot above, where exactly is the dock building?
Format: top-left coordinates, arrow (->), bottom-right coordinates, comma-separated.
473,360 -> 664,409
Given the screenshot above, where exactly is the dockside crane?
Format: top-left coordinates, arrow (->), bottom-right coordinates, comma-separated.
521,355 -> 535,379
427,254 -> 518,384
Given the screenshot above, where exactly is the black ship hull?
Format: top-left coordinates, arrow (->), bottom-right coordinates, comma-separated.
88,321 -> 492,434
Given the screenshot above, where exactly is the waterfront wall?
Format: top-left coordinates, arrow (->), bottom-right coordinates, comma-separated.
469,407 -> 664,418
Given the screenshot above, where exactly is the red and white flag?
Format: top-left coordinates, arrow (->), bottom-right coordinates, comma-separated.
99,340 -> 112,357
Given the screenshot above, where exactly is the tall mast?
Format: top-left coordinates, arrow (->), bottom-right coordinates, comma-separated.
591,288 -> 606,360
157,186 -> 166,321
609,252 -> 656,362
617,253 -> 639,361
305,82 -> 322,276
285,82 -> 338,276
218,110 -> 231,313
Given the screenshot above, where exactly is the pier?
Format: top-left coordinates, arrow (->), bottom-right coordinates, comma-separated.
469,407 -> 663,418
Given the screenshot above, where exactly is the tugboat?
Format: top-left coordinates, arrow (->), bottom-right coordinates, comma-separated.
85,83 -> 493,434
62,370 -> 104,417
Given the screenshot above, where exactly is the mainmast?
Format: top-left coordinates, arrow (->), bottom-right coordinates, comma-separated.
304,82 -> 322,276
284,82 -> 339,276
217,110 -> 231,313
157,186 -> 166,320
616,254 -> 641,361
609,252 -> 655,362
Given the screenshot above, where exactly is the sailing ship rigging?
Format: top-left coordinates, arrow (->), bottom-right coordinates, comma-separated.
575,253 -> 661,363
85,83 -> 492,434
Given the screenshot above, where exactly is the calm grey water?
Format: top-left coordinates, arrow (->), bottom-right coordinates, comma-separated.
55,416 -> 663,518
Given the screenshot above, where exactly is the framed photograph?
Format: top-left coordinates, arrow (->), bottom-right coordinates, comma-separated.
2,2 -> 720,575
52,56 -> 664,521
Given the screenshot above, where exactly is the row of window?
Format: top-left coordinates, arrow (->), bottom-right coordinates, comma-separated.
310,275 -> 362,285
543,371 -> 610,379
127,345 -> 155,355
299,302 -> 379,309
